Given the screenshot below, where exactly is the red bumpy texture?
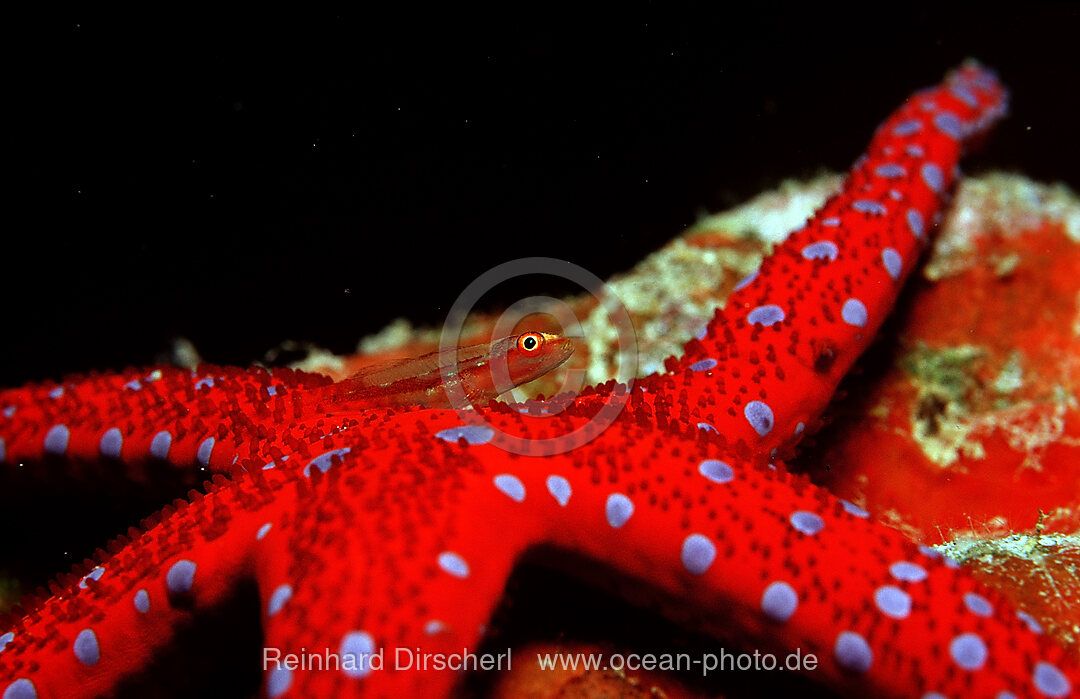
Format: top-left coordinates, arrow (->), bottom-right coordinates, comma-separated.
1,64 -> 1073,698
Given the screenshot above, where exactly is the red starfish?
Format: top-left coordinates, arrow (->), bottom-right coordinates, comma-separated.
0,63 -> 1074,698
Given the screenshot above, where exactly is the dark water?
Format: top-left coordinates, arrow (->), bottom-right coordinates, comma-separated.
5,6 -> 1079,385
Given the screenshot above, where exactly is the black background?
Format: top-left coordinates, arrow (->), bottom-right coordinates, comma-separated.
6,6 -> 1079,387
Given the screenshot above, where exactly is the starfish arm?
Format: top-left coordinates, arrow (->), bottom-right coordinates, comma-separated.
0,470 -> 275,698
389,405 -> 1076,698
670,63 -> 1010,460
260,443 -> 541,697
0,365 -> 335,485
